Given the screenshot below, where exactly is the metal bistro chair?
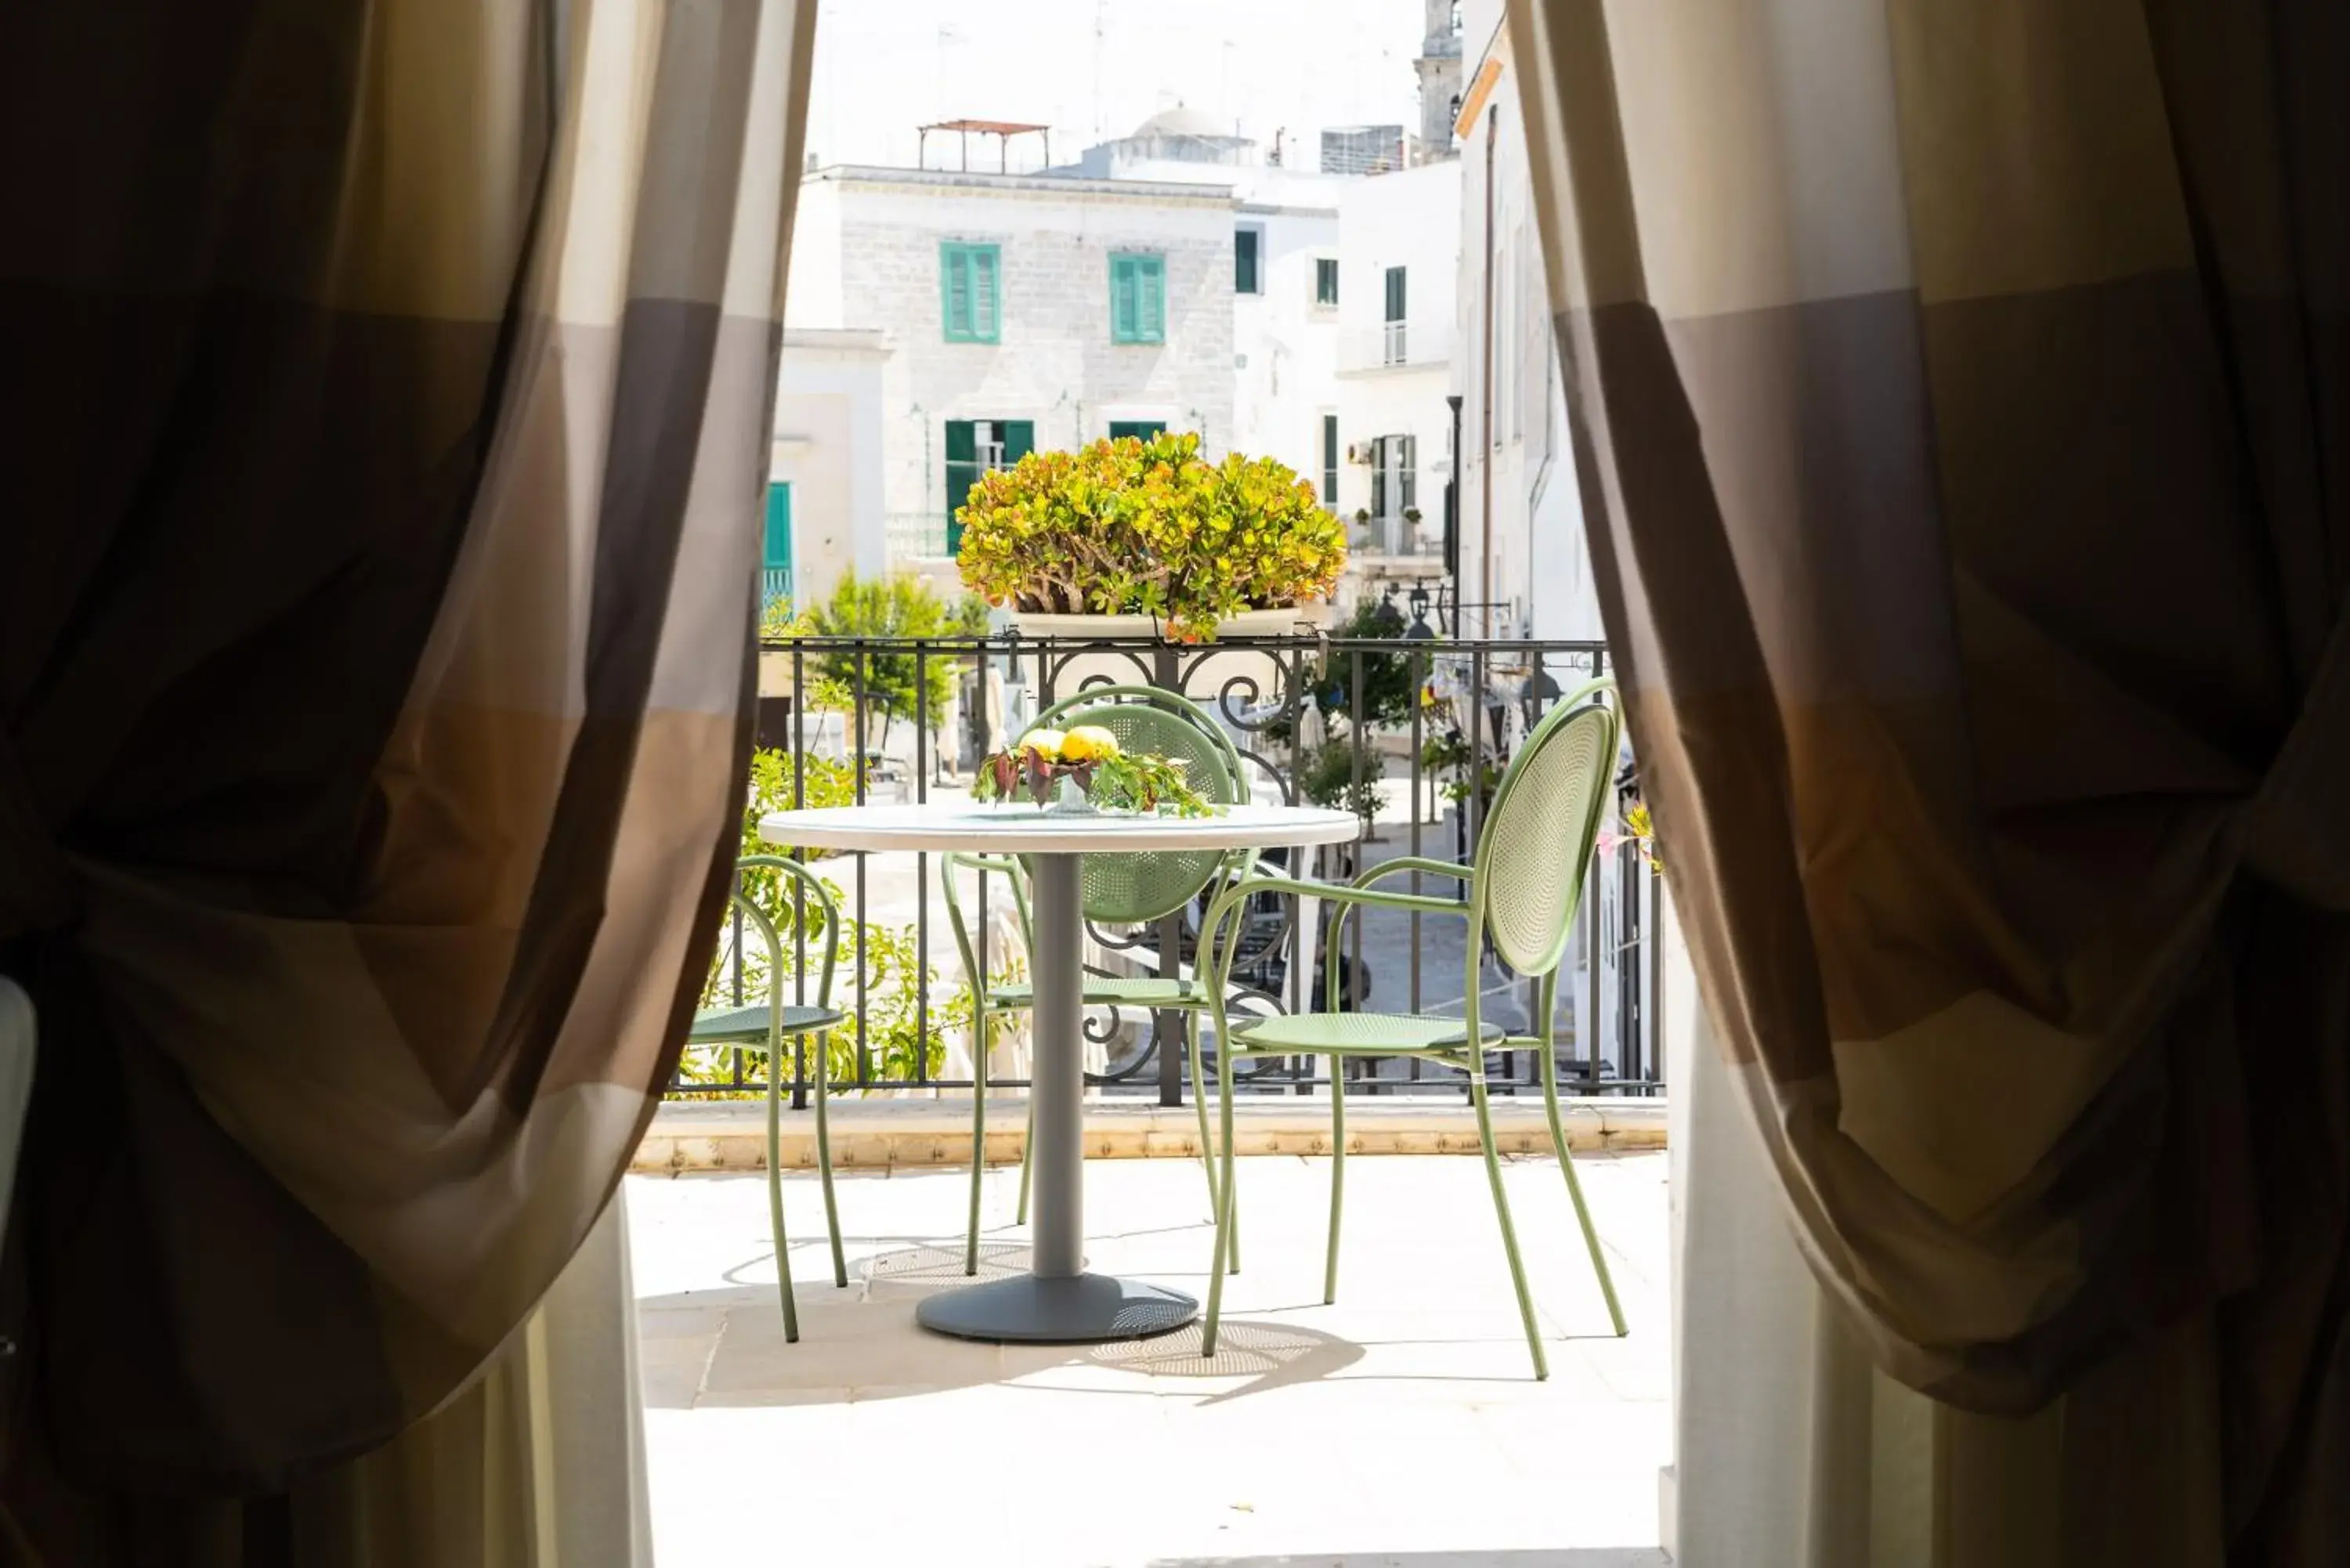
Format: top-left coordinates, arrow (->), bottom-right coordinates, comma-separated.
1197,682 -> 1629,1379
689,854 -> 847,1342
942,684 -> 1251,1275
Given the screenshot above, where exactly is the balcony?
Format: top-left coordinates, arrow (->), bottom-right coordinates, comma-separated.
632,1131 -> 1670,1566
1338,318 -> 1455,374
652,629 -> 1672,1563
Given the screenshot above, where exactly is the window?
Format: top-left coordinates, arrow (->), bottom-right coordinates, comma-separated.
1235,227 -> 1261,294
1450,0 -> 1463,32
1383,266 -> 1408,364
940,242 -> 1000,342
761,482 -> 793,609
944,419 -> 1032,552
1109,252 -> 1166,344
1314,257 -> 1339,306
1321,414 -> 1339,505
1108,420 -> 1165,442
1369,433 -> 1415,520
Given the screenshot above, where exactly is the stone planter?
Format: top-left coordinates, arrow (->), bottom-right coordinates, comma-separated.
1008,605 -> 1329,728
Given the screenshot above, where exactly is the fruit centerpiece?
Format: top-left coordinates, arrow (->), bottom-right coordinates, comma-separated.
972,724 -> 1215,817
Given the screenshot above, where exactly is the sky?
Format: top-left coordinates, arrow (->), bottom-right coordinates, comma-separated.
802,0 -> 1432,172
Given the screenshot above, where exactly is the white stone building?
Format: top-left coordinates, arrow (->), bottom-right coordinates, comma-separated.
1451,0 -> 1603,643
1081,160 -> 1346,500
782,163 -> 1236,576
1331,157 -> 1462,604
768,329 -> 887,613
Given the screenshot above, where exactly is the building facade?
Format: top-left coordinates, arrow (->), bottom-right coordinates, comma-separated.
1415,0 -> 1466,156
1332,157 -> 1461,602
783,164 -> 1236,572
1321,125 -> 1407,178
768,328 -> 888,614
1451,0 -> 1603,643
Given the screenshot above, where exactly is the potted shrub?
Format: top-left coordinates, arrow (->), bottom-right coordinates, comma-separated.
956,429 -> 1344,699
956,431 -> 1343,641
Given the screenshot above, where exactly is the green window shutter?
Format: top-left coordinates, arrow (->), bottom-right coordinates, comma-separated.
1141,256 -> 1165,341
1320,414 -> 1338,504
761,482 -> 793,609
1235,229 -> 1259,293
972,246 -> 999,339
945,419 -> 979,552
1384,265 -> 1407,323
942,244 -> 1001,342
1108,420 -> 1163,442
1316,257 -> 1339,305
1109,255 -> 1136,341
1000,421 -> 1034,464
942,244 -> 968,338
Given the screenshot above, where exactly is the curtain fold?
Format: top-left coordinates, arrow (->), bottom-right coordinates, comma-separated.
0,0 -> 817,1555
1511,0 -> 2347,1560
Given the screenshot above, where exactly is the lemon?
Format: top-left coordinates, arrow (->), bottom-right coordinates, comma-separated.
1021,728 -> 1068,760
1061,724 -> 1122,763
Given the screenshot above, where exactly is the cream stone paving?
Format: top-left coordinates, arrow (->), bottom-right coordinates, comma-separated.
629,1150 -> 1671,1568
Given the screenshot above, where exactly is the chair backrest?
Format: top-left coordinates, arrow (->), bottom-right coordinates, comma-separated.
1031,684 -> 1248,924
1471,688 -> 1618,978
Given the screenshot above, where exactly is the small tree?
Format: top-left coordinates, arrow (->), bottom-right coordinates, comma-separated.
798,573 -> 988,752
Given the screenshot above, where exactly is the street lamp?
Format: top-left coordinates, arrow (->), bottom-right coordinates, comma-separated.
1403,582 -> 1436,641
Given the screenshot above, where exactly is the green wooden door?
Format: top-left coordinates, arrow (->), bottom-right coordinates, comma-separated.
945,421 -> 1033,555
945,421 -> 978,555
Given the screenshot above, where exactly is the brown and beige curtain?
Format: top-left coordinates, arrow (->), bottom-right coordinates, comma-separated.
0,0 -> 816,1557
1511,0 -> 2346,1561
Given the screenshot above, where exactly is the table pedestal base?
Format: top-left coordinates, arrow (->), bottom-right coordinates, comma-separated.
914,1274 -> 1198,1344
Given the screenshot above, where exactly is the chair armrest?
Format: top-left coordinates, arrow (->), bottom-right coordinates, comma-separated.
1197,873 -> 1470,1014
1351,856 -> 1472,891
1211,873 -> 1466,917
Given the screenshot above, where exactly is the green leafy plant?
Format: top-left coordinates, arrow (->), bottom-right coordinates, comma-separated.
686,743 -> 1026,1097
1421,727 -> 1502,807
954,431 -> 1345,641
1264,594 -> 1424,743
1298,738 -> 1385,826
792,573 -> 989,751
971,725 -> 1214,817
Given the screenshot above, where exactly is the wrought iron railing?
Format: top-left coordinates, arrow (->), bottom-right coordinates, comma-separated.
682,631 -> 1665,1108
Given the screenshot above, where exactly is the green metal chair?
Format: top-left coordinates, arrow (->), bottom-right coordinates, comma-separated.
688,854 -> 846,1342
942,684 -> 1252,1274
1196,682 -> 1629,1378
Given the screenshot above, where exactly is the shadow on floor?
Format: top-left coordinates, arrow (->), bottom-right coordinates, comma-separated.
639,1241 -> 1365,1409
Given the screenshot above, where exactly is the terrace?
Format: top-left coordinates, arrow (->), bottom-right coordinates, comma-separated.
634,630 -> 1677,1566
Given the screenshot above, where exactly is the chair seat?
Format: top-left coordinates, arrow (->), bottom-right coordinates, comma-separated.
987,975 -> 1209,1009
1228,1010 -> 1504,1056
689,1003 -> 843,1042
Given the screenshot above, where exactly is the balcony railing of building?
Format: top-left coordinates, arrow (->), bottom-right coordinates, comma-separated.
1337,319 -> 1455,374
887,512 -> 954,561
761,565 -> 793,612
690,631 -> 1664,1112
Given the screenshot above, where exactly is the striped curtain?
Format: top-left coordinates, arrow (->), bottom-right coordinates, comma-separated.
0,0 -> 816,1556
1511,0 -> 2348,1562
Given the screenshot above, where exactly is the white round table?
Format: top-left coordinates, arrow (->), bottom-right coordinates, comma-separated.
757,800 -> 1361,1343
